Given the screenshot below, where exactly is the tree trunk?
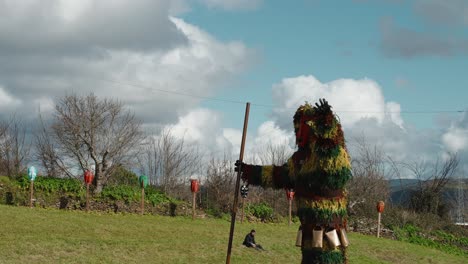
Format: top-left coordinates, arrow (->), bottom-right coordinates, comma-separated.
93,164 -> 104,194
94,179 -> 104,194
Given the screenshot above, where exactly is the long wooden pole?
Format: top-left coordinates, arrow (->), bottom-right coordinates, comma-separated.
29,181 -> 33,208
288,198 -> 292,226
226,102 -> 250,264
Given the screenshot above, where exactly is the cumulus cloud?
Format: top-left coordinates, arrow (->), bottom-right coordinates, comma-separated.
199,0 -> 263,11
253,121 -> 294,147
164,110 -> 296,162
164,108 -> 244,156
0,85 -> 21,112
156,72 -> 466,178
264,74 -> 457,167
442,111 -> 468,152
271,75 -> 403,129
169,108 -> 223,144
442,128 -> 468,152
0,0 -> 187,54
0,0 -> 252,125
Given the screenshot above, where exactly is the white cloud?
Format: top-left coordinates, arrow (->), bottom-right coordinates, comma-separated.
0,1 -> 252,125
0,85 -> 21,108
442,126 -> 468,152
169,108 -> 223,145
253,121 -> 294,147
385,101 -> 404,129
271,75 -> 403,129
442,113 -> 468,154
219,128 -> 242,154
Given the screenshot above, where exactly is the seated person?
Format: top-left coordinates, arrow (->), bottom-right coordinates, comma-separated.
242,229 -> 264,250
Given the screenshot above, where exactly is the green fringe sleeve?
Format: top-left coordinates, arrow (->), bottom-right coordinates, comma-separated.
243,164 -> 293,189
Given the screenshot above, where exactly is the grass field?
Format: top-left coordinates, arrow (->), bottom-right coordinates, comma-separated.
0,205 -> 466,264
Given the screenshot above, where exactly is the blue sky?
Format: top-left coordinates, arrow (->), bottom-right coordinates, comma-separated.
183,0 -> 468,130
0,0 -> 467,177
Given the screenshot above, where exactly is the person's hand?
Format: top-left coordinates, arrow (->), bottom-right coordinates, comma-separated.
315,98 -> 331,113
234,160 -> 245,173
235,160 -> 251,183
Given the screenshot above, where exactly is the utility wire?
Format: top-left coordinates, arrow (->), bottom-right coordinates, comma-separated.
98,79 -> 467,114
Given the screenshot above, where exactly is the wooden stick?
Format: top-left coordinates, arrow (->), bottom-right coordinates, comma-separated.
377,212 -> 381,238
86,183 -> 90,212
29,181 -> 33,208
141,187 -> 145,215
226,102 -> 250,264
192,192 -> 196,220
288,198 -> 292,226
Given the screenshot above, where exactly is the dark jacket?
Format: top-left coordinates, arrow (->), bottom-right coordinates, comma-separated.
243,233 -> 255,247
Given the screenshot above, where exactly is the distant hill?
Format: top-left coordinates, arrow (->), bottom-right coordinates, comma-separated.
388,178 -> 468,206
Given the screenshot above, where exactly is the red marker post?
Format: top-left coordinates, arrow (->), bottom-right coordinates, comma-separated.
376,201 -> 385,238
286,189 -> 295,226
190,179 -> 199,220
84,170 -> 94,212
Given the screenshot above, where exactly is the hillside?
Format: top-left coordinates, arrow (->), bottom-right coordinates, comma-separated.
0,205 -> 466,264
388,178 -> 468,206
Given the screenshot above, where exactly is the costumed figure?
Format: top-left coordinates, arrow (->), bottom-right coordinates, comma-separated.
237,99 -> 352,264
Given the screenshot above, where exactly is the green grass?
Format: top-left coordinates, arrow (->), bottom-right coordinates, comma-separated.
0,205 -> 466,264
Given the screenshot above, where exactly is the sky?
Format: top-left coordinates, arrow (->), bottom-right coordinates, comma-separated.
0,0 -> 467,178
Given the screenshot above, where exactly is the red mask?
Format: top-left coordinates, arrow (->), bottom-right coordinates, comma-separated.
296,115 -> 311,147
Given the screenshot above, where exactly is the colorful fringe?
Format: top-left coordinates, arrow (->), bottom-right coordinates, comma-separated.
242,164 -> 293,189
302,249 -> 345,264
297,197 -> 348,222
242,99 -> 351,264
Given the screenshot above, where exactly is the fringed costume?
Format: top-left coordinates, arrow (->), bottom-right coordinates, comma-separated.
240,99 -> 352,264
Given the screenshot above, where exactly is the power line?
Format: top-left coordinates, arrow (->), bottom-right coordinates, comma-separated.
99,79 -> 247,105
98,79 -> 467,115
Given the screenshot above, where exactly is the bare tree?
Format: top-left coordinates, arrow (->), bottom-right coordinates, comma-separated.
0,115 -> 31,177
138,135 -> 160,185
247,141 -> 293,218
404,153 -> 459,217
347,136 -> 391,217
49,93 -> 143,193
34,112 -> 64,177
138,129 -> 200,197
254,140 -> 293,166
204,154 -> 236,215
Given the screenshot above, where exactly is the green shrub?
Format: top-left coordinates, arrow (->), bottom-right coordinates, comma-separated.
394,224 -> 468,257
101,185 -> 139,202
106,166 -> 139,186
247,202 -> 274,222
145,187 -> 172,206
17,176 -> 82,194
100,185 -> 172,206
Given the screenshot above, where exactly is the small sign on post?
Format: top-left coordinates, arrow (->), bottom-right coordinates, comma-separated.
286,189 -> 295,226
28,166 -> 37,208
84,170 -> 94,212
190,179 -> 199,220
139,175 -> 148,215
376,201 -> 385,238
